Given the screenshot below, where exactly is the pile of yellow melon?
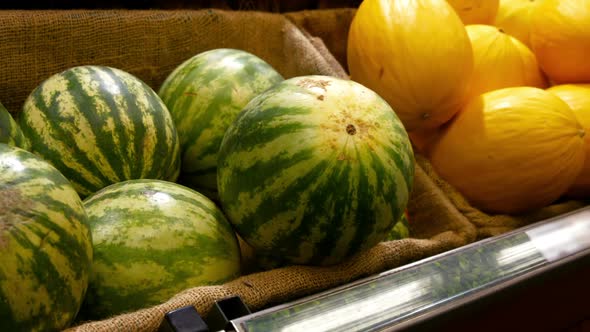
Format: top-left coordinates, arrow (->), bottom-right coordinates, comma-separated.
347,0 -> 590,214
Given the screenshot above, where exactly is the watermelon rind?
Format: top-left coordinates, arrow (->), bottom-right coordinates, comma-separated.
19,65 -> 181,198
158,48 -> 283,197
81,179 -> 241,319
217,75 -> 415,266
0,143 -> 92,331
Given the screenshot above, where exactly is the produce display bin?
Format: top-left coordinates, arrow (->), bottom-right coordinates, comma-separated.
229,206 -> 590,331
0,4 -> 589,332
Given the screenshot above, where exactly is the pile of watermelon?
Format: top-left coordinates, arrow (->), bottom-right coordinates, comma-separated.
0,48 -> 415,330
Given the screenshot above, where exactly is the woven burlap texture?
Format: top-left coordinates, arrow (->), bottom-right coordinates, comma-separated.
285,8 -> 356,72
0,8 -> 584,332
67,159 -> 474,332
0,9 -> 467,332
0,9 -> 346,114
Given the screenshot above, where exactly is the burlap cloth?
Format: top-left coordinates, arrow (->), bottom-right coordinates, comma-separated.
0,9 -> 584,332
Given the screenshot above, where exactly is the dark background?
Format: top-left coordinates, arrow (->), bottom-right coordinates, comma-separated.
0,0 -> 361,10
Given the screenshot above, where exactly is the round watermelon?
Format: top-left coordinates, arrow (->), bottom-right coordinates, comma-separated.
19,65 -> 181,198
0,143 -> 92,331
82,179 -> 241,319
158,48 -> 283,198
0,101 -> 29,150
387,210 -> 410,241
217,75 -> 415,266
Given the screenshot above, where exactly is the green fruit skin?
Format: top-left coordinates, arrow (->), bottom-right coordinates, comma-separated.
0,143 -> 93,332
19,65 -> 181,198
217,75 -> 415,266
387,210 -> 410,241
0,101 -> 30,150
158,48 -> 283,197
82,179 -> 241,319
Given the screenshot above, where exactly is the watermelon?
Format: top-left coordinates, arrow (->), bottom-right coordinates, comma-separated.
19,65 -> 181,198
158,48 -> 283,198
387,210 -> 410,241
217,75 -> 415,266
81,179 -> 241,319
0,143 -> 92,331
0,101 -> 29,150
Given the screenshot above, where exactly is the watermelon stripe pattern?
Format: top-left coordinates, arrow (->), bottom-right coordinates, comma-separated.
82,179 -> 241,319
218,76 -> 415,266
0,101 -> 29,150
158,48 -> 283,194
0,144 -> 92,331
19,65 -> 181,197
387,210 -> 410,241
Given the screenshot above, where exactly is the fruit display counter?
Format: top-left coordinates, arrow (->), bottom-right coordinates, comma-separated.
2,1 -> 590,331
172,207 -> 590,331
148,199 -> 590,332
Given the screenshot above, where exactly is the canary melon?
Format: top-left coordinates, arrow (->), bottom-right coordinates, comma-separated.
530,0 -> 590,83
408,127 -> 445,157
547,84 -> 590,199
430,87 -> 586,214
465,24 -> 547,101
347,0 -> 474,131
494,0 -> 541,48
447,0 -> 499,25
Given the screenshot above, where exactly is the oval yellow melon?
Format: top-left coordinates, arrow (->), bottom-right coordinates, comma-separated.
347,0 -> 474,131
530,0 -> 590,83
465,24 -> 547,101
547,84 -> 590,198
408,128 -> 442,156
494,0 -> 541,49
447,0 -> 499,24
430,87 -> 586,214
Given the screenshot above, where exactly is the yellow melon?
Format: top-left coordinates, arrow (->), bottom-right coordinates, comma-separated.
530,0 -> 590,83
447,0 -> 499,24
408,127 -> 443,156
465,24 -> 547,102
430,87 -> 585,214
547,84 -> 590,198
347,0 -> 474,131
494,0 -> 541,49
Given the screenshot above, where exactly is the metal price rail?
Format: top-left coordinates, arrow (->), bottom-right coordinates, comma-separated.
231,206 -> 590,332
160,206 -> 590,331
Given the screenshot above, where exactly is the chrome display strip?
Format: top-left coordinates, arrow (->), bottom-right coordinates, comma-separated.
231,206 -> 590,332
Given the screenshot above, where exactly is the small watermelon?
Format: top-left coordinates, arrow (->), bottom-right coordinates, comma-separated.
19,65 -> 181,197
387,210 -> 410,241
217,75 -> 415,266
82,179 -> 241,319
0,143 -> 92,331
158,48 -> 283,198
0,101 -> 29,150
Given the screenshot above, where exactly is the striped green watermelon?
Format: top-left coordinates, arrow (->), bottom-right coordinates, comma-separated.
81,179 -> 241,319
0,143 -> 92,331
158,48 -> 283,198
217,75 -> 415,266
0,101 -> 29,150
19,65 -> 181,198
387,210 -> 410,241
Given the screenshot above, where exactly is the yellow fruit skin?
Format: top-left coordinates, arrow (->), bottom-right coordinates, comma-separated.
347,0 -> 474,131
430,87 -> 585,214
547,84 -> 590,198
465,24 -> 547,101
494,0 -> 540,48
447,0 -> 500,24
408,128 -> 442,156
531,0 -> 590,83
